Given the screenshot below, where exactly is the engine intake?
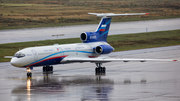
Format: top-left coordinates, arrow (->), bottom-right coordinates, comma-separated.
95,45 -> 114,54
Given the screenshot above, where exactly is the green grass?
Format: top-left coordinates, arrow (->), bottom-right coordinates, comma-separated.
0,0 -> 180,30
108,30 -> 180,51
0,30 -> 180,62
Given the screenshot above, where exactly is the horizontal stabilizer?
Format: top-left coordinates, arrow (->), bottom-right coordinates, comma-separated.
88,13 -> 149,17
4,56 -> 13,58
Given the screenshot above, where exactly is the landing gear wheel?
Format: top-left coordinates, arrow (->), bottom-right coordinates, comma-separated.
27,67 -> 32,78
27,72 -> 32,77
102,67 -> 106,73
95,67 -> 106,73
50,66 -> 53,71
95,63 -> 106,75
95,67 -> 99,73
43,66 -> 46,72
43,66 -> 53,72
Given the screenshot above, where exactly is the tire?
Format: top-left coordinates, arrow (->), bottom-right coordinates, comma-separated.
46,66 -> 49,71
95,68 -> 99,73
102,67 -> 106,73
50,66 -> 53,71
43,67 -> 46,72
27,72 -> 32,77
29,72 -> 32,77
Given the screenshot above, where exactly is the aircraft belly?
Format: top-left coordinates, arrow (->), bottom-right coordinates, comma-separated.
24,56 -> 67,67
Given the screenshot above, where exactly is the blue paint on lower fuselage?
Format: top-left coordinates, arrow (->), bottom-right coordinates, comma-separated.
30,57 -> 65,67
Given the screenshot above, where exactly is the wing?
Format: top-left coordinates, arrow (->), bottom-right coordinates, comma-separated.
61,57 -> 177,63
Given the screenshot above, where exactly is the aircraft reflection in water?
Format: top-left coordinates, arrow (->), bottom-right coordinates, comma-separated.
11,73 -> 114,101
26,79 -> 31,100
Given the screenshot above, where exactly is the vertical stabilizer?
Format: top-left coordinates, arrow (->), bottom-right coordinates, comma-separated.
95,17 -> 112,42
80,13 -> 149,43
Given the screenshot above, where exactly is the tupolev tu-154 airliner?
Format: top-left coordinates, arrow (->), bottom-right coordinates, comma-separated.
7,13 -> 177,77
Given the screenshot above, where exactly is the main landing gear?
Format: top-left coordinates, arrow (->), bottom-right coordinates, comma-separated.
43,65 -> 53,72
95,63 -> 106,75
26,66 -> 53,77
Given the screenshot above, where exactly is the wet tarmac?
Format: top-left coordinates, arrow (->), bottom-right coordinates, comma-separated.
0,45 -> 180,101
0,18 -> 180,44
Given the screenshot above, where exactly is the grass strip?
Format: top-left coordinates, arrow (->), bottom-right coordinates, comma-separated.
1,0 -> 180,30
0,30 -> 180,62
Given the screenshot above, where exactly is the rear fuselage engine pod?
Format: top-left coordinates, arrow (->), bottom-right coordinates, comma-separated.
95,45 -> 114,54
80,32 -> 97,43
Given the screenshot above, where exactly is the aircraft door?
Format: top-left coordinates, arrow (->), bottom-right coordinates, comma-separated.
31,50 -> 38,61
75,46 -> 84,56
75,47 -> 79,55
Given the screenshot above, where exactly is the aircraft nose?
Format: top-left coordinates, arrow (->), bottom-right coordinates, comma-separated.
10,58 -> 20,67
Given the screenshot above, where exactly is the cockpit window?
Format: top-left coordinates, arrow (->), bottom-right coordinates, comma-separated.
14,52 -> 25,58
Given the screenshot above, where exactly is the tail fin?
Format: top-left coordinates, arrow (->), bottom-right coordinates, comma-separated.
95,17 -> 112,42
79,13 -> 149,43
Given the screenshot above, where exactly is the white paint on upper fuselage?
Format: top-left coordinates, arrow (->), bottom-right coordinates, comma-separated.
11,41 -> 110,67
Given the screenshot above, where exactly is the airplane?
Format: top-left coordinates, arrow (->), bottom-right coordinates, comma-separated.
7,13 -> 177,77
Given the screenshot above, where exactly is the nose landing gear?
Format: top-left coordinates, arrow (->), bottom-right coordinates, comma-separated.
26,66 -> 53,77
27,67 -> 32,78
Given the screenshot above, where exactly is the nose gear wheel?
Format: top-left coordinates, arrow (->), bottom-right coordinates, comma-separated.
27,67 -> 32,78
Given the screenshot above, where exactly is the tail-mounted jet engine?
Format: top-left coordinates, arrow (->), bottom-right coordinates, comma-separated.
95,45 -> 114,54
80,32 -> 97,43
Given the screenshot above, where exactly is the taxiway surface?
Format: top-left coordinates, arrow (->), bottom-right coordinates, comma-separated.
0,18 -> 180,44
0,45 -> 180,101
